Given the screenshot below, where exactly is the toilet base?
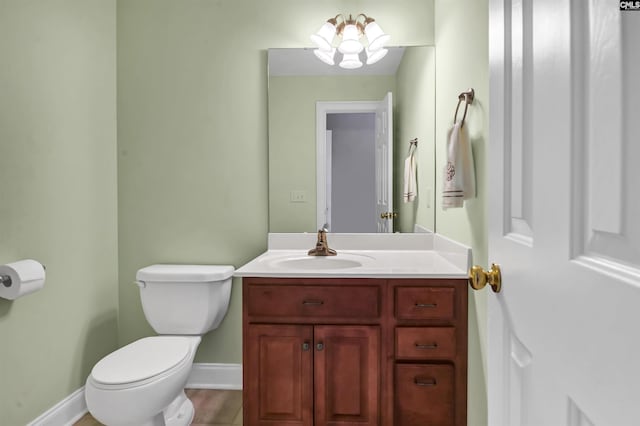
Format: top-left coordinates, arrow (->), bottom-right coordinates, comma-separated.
164,390 -> 195,426
125,391 -> 194,426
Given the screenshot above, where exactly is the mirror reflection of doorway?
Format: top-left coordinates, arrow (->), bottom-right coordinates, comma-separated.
325,113 -> 377,232
316,93 -> 393,233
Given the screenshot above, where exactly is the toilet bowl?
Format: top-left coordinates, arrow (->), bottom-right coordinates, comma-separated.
85,264 -> 234,426
86,336 -> 200,426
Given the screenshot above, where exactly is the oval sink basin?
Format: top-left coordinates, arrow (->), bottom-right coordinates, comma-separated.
275,257 -> 363,270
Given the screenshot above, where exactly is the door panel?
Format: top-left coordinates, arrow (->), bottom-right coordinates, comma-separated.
314,325 -> 380,426
246,324 -> 313,426
489,1 -> 640,425
376,92 -> 393,232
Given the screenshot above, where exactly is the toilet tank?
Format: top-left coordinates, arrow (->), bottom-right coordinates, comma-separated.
135,264 -> 234,335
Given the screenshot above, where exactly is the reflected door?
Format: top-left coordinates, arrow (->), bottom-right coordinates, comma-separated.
375,92 -> 393,233
488,1 -> 640,425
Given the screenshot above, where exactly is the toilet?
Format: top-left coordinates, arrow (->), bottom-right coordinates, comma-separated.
85,264 -> 234,426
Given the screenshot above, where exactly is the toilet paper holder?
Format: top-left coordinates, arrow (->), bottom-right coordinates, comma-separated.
1,263 -> 46,288
1,274 -> 11,287
0,261 -> 47,300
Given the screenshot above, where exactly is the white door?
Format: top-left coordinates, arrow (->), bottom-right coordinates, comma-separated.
375,92 -> 393,232
487,1 -> 640,425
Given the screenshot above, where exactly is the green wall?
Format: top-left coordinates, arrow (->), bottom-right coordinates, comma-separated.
0,0 -> 490,424
395,46 -> 436,233
435,0 -> 489,425
117,0 -> 435,363
0,1 -> 118,424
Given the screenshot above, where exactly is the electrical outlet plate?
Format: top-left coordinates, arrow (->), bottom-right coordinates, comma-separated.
290,190 -> 307,203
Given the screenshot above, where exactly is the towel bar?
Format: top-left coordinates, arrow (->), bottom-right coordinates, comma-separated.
458,88 -> 475,103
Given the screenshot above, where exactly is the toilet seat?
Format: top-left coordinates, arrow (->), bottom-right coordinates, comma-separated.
90,337 -> 194,390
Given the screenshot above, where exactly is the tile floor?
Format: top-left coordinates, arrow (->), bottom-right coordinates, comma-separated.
74,389 -> 242,426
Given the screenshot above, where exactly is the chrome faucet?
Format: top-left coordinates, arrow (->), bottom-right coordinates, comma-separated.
308,229 -> 337,256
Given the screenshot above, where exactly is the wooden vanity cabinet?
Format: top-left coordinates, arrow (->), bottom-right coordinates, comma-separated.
242,277 -> 467,426
389,280 -> 468,426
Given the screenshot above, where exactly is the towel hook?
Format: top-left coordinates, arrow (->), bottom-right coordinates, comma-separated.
407,138 -> 418,153
454,88 -> 475,126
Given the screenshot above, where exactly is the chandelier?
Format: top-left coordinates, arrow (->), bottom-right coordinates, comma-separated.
310,14 -> 391,69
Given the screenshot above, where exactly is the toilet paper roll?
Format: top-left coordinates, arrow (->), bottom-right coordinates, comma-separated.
0,259 -> 46,300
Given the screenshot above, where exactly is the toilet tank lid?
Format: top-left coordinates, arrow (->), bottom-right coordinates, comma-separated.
136,264 -> 235,282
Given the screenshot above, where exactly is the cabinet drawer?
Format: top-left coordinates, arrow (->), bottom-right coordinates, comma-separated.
395,287 -> 455,320
247,284 -> 380,319
395,364 -> 455,426
395,327 -> 456,359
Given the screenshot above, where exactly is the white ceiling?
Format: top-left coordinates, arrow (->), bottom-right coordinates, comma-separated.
268,47 -> 406,76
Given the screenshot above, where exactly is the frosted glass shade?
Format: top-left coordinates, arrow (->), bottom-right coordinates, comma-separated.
364,21 -> 390,52
314,48 -> 336,65
310,21 -> 336,51
338,24 -> 363,54
339,53 -> 363,69
365,47 -> 388,65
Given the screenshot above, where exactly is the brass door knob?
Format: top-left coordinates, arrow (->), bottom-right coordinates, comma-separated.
468,263 -> 502,293
380,212 -> 397,219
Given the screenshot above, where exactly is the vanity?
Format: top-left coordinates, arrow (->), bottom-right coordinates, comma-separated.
235,233 -> 471,426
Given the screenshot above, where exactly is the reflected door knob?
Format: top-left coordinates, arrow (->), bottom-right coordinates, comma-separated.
468,263 -> 502,293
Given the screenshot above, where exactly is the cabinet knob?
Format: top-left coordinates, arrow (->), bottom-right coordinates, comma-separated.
302,342 -> 310,351
316,342 -> 324,351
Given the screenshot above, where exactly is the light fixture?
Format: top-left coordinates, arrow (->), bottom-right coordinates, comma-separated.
314,47 -> 337,65
340,53 -> 363,69
310,14 -> 390,69
365,47 -> 388,65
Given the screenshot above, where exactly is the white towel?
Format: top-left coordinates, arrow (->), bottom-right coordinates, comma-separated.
442,122 -> 475,209
403,148 -> 417,203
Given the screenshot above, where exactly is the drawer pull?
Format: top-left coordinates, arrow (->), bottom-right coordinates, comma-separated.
415,342 -> 439,350
302,299 -> 324,306
415,302 -> 437,308
414,377 -> 437,387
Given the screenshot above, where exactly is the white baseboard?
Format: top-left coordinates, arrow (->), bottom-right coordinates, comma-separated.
27,386 -> 87,426
187,362 -> 243,390
27,363 -> 242,425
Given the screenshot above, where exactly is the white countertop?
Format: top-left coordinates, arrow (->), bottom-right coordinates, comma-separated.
234,232 -> 471,279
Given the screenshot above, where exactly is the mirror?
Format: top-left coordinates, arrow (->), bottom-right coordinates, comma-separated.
268,46 -> 435,233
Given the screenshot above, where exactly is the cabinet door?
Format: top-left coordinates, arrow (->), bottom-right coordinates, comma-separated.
314,325 -> 380,426
246,324 -> 313,426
